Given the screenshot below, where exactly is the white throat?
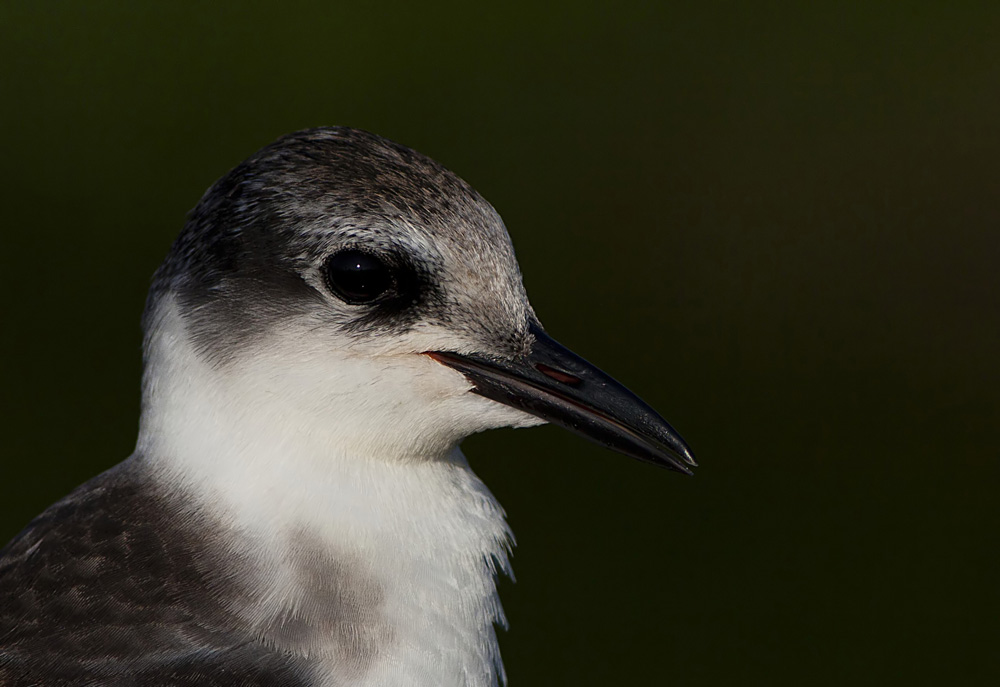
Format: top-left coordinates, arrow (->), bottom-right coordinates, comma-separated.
135,296 -> 524,687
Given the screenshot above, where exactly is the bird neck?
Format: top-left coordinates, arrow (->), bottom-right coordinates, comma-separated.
135,296 -> 513,687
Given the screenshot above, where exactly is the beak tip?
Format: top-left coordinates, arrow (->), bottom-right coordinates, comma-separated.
682,450 -> 698,469
656,440 -> 696,475
670,452 -> 696,475
658,432 -> 697,472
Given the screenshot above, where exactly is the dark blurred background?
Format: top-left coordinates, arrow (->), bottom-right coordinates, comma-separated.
2,2 -> 997,684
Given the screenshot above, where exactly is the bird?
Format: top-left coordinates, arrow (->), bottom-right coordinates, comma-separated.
0,127 -> 695,687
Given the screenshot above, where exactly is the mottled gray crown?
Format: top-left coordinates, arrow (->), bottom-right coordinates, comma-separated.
146,127 -> 535,364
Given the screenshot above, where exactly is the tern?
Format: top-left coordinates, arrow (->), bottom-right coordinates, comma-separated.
0,127 -> 695,687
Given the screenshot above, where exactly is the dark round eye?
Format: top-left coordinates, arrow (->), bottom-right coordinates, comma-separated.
323,250 -> 395,304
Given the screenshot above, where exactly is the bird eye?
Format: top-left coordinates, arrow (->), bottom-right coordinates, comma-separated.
323,250 -> 395,304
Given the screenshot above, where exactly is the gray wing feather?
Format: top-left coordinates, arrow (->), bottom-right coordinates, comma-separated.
0,462 -> 310,686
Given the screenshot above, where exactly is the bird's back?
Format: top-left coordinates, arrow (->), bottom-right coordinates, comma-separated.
0,461 -> 312,686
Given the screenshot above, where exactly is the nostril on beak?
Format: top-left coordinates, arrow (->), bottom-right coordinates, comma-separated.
535,363 -> 582,386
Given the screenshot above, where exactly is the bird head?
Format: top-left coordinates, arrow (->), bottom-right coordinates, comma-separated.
141,127 -> 694,472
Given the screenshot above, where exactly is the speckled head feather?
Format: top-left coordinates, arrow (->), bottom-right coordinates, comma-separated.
148,127 -> 537,367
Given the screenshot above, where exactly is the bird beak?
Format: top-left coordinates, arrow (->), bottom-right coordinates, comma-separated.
426,323 -> 697,474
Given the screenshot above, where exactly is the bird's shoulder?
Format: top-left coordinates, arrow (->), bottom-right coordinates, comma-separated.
0,461 -> 312,686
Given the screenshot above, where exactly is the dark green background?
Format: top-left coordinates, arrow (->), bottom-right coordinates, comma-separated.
2,2 -> 997,684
